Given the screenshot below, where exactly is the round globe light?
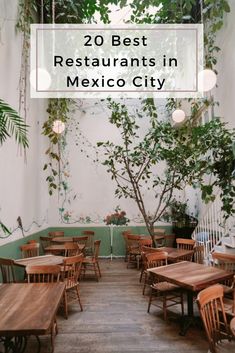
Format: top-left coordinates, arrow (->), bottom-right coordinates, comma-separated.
30,68 -> 52,90
172,109 -> 186,123
52,120 -> 65,134
198,69 -> 217,92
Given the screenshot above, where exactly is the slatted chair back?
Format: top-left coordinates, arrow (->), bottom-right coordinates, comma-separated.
40,236 -> 52,253
176,238 -> 195,250
212,252 -> 235,290
196,284 -> 232,353
20,242 -> 40,258
193,245 -> 204,264
64,242 -> 81,257
26,265 -> 61,283
82,230 -> 95,255
0,258 -> 16,283
27,240 -> 37,244
139,237 -> 153,250
48,231 -> 64,237
73,236 -> 89,247
93,240 -> 101,260
139,247 -> 160,283
146,251 -> 168,269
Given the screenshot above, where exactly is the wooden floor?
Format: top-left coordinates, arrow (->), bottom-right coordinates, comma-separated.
27,259 -> 212,352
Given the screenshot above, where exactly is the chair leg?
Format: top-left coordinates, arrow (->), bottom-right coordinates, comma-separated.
50,320 -> 55,353
63,291 -> 68,320
94,263 -> 99,282
76,285 -> 83,311
147,287 -> 153,313
163,296 -> 167,321
181,292 -> 184,316
96,261 -> 101,277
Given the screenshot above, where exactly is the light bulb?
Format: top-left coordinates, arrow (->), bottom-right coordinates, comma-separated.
172,109 -> 186,123
52,120 -> 65,134
198,69 -> 217,92
30,68 -> 51,90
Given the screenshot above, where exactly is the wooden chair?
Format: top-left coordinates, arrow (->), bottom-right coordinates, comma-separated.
147,251 -> 184,321
0,257 -> 16,283
122,230 -> 132,262
126,234 -> 142,269
196,284 -> 233,353
40,236 -> 52,253
64,243 -> 81,257
73,236 -> 89,252
139,246 -> 160,283
176,238 -> 195,261
211,252 -> 235,295
153,228 -> 166,247
48,231 -> 64,237
26,264 -> 61,352
176,238 -> 196,250
20,242 -> 40,258
193,244 -> 204,264
82,240 -> 101,281
82,230 -> 95,255
61,254 -> 84,319
143,251 -> 169,295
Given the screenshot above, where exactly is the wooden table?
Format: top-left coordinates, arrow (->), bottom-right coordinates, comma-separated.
0,283 -> 65,352
159,247 -> 194,262
44,243 -> 85,254
14,255 -> 64,268
230,317 -> 235,336
148,261 -> 233,335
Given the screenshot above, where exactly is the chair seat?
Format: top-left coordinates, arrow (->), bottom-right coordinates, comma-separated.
151,282 -> 180,292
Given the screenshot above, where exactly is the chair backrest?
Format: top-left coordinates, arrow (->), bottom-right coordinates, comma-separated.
20,242 -> 40,258
139,238 -> 153,250
64,243 -> 81,257
153,228 -> 166,235
196,284 -> 232,353
146,251 -> 168,269
26,265 -> 61,283
40,236 -> 52,252
212,252 -> 235,273
62,254 -> 84,288
0,257 -> 16,283
48,231 -> 64,237
27,240 -> 37,244
73,236 -> 89,247
193,245 -> 204,264
176,238 -> 195,250
82,230 -> 95,252
93,240 -> 101,259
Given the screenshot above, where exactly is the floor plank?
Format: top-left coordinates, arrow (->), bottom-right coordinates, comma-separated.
25,259 -> 218,352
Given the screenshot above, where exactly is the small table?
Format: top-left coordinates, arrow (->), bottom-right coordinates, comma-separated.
0,283 -> 65,352
44,243 -> 85,255
14,255 -> 64,268
148,261 -> 233,335
160,247 -> 194,262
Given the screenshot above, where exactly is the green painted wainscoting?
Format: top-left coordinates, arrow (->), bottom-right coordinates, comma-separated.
0,224 -> 173,260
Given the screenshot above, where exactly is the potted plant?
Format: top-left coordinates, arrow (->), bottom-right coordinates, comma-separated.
163,199 -> 198,240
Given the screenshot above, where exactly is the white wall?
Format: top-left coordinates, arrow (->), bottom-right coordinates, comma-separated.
0,0 -> 49,244
214,0 -> 235,128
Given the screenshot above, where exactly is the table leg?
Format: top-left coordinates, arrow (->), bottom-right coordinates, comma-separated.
179,291 -> 202,336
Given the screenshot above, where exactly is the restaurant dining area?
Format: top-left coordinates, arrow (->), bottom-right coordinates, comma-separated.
1,0 -> 235,353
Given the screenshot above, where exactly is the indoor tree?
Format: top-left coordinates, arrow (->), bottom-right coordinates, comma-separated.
98,98 -> 235,244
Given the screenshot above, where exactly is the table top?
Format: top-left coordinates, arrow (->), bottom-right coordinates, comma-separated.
230,317 -> 235,337
0,283 -> 65,336
44,244 -> 85,252
160,247 -> 194,261
148,261 -> 234,292
52,237 -> 74,243
14,254 -> 64,268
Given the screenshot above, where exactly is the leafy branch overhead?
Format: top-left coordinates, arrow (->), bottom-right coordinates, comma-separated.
98,99 -> 235,239
0,99 -> 28,148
